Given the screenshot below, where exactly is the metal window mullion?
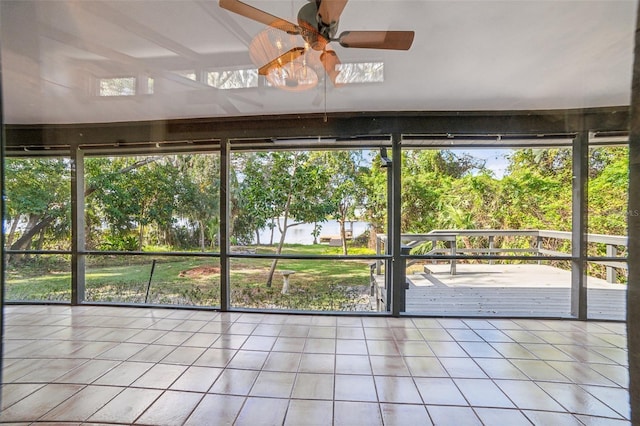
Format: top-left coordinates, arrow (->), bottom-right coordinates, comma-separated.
71,145 -> 86,305
220,137 -> 230,311
571,131 -> 588,319
391,133 -> 404,316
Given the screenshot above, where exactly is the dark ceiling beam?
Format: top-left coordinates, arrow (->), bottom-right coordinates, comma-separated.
4,107 -> 629,150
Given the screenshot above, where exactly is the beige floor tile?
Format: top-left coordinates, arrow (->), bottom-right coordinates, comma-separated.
374,376 -> 422,403
334,401 -> 382,426
135,390 -> 203,425
235,397 -> 289,426
209,368 -> 259,395
367,340 -> 401,356
93,361 -> 154,386
161,346 -> 206,365
454,378 -> 515,408
132,363 -> 187,389
414,377 -> 467,406
17,358 -> 89,383
96,342 -> 146,360
263,351 -> 302,372
334,374 -> 377,402
440,357 -> 488,378
426,405 -> 482,426
299,353 -> 335,373
304,338 -> 337,354
523,410 -> 583,425
380,403 -> 432,426
184,394 -> 245,426
227,350 -> 269,370
308,326 -> 337,339
126,329 -> 167,344
273,336 -> 306,352
1,383 -> 45,410
211,334 -> 248,349
129,344 -> 175,363
0,383 -> 84,422
495,380 -> 565,411
537,382 -> 623,418
474,408 -> 533,425
241,335 -> 277,351
404,356 -> 448,377
369,355 -> 410,376
249,371 -> 296,397
182,332 -> 219,347
291,373 -> 334,400
56,359 -> 121,384
40,385 -> 122,422
335,354 -> 372,375
170,366 -> 223,392
88,387 -> 162,424
193,348 -> 237,367
284,399 -> 333,426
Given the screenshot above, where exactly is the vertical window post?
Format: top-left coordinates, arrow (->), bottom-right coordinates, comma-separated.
391,133 -> 404,315
220,137 -> 230,311
71,145 -> 86,305
571,131 -> 588,319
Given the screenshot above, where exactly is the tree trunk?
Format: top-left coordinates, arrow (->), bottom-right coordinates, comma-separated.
6,217 -> 19,248
199,220 -> 206,251
339,218 -> 348,256
627,6 -> 640,424
9,214 -> 49,251
266,218 -> 289,287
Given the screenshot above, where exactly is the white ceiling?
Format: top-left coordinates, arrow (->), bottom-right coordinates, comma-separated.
0,0 -> 636,125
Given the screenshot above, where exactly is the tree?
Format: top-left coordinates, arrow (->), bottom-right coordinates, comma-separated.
174,154 -> 220,250
86,156 -> 181,249
5,158 -> 71,254
311,150 -> 367,255
237,151 -> 334,287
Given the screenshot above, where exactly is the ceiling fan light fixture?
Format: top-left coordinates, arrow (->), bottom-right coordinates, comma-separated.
250,27 -> 320,92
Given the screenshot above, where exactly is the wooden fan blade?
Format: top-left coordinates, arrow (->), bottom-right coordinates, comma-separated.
338,30 -> 415,50
219,0 -> 299,34
258,47 -> 306,76
317,0 -> 349,26
320,50 -> 343,86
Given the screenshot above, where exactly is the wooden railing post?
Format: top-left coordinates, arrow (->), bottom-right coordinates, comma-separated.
606,244 -> 618,283
376,236 -> 383,275
450,238 -> 457,275
488,236 -> 494,265
537,235 -> 543,265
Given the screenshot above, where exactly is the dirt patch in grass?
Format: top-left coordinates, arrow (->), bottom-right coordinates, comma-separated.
179,265 -> 221,277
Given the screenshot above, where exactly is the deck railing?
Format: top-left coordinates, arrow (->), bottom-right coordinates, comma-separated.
376,229 -> 627,283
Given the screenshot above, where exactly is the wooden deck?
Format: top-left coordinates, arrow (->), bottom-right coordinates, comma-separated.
386,264 -> 626,320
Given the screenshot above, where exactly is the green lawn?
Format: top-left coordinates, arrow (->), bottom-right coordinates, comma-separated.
5,245 -> 376,311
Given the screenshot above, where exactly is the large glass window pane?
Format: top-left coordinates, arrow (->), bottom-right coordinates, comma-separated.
85,153 -> 220,253
4,157 -> 71,302
229,148 -> 386,312
86,254 -> 220,306
229,257 -> 375,311
587,145 -> 628,320
84,151 -> 220,306
401,146 -> 574,317
5,254 -> 71,302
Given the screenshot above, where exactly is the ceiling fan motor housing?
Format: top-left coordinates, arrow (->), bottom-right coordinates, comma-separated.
297,2 -> 334,50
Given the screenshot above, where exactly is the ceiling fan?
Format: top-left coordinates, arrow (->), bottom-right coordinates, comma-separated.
219,0 -> 415,86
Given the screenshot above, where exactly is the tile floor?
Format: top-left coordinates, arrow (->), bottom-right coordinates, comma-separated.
1,305 -> 630,425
